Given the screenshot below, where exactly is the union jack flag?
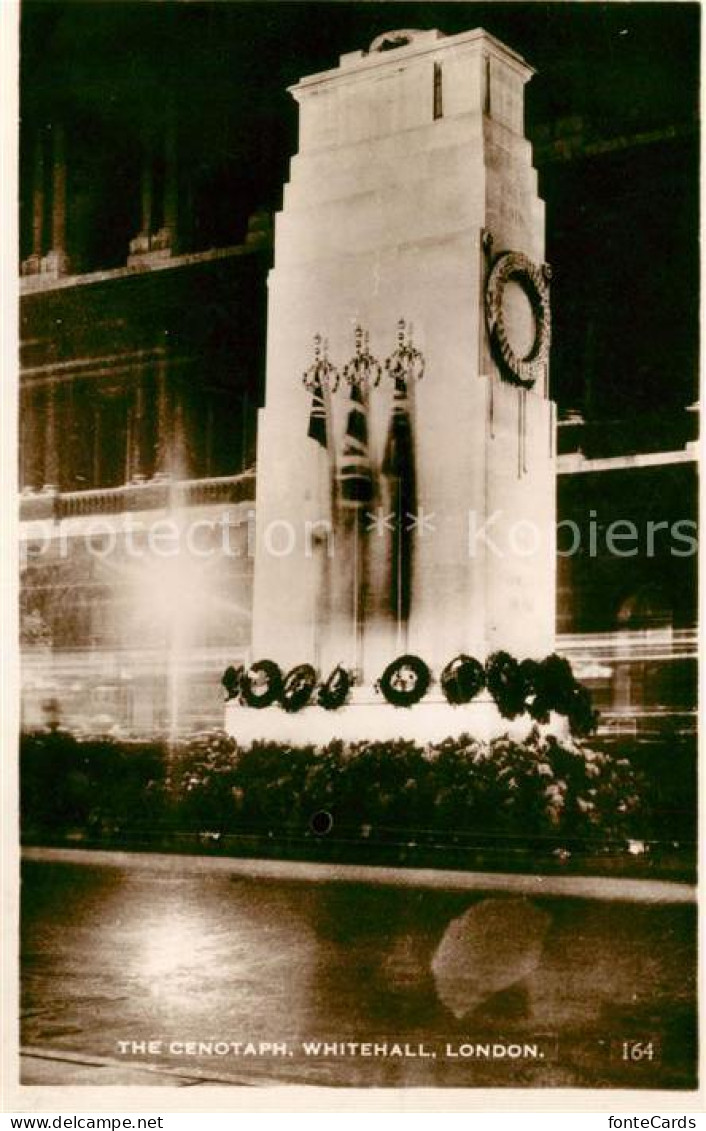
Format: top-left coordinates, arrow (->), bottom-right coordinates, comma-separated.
383,373 -> 416,620
339,382 -> 373,508
307,373 -> 328,449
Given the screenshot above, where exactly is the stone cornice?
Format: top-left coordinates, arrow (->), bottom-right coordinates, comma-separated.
19,241 -> 268,298
290,27 -> 533,99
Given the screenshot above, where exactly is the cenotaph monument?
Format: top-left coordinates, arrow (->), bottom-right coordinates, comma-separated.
226,27 -> 556,743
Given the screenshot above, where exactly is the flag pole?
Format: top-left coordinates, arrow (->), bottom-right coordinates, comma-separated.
396,481 -> 405,653
312,446 -> 325,673
340,326 -> 379,681
352,509 -> 360,672
383,320 -> 424,657
303,335 -> 338,678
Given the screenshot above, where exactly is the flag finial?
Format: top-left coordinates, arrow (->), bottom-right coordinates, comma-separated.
343,324 -> 382,391
385,319 -> 425,387
303,333 -> 340,393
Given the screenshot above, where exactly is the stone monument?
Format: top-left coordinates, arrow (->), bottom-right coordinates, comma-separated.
227,27 -> 556,743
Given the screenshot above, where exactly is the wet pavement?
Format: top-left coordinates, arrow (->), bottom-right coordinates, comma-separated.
21,853 -> 697,1090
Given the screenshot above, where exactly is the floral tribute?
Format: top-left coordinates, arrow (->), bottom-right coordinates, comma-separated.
21,725 -> 682,862
172,727 -> 641,846
222,650 -> 598,737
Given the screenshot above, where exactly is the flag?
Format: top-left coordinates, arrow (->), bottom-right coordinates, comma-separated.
307,373 -> 328,449
339,381 -> 373,508
383,374 -> 416,622
306,369 -> 335,671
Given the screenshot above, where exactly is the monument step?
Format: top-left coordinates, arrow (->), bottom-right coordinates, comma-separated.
225,697 -> 568,748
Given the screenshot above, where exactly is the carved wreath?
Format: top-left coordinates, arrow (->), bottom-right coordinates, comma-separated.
485,250 -> 551,390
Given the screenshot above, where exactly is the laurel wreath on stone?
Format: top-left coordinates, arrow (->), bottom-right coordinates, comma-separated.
485,251 -> 551,390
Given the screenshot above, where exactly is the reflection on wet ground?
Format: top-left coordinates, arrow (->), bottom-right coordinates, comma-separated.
21,860 -> 697,1088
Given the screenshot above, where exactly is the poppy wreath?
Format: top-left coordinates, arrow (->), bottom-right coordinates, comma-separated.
485,651 -> 526,719
379,654 -> 431,708
281,664 -> 318,713
317,665 -> 352,711
220,664 -> 243,702
518,658 -> 550,722
440,654 -> 486,705
566,683 -> 599,737
240,659 -> 283,709
538,654 -> 578,716
519,654 -> 598,734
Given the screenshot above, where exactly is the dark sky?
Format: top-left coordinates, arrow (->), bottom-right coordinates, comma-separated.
21,1 -> 700,217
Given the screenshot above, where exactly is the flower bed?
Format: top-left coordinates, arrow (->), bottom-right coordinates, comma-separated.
20,726 -> 695,877
175,732 -> 623,836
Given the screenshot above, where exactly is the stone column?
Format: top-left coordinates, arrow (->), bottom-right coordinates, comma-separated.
204,395 -> 214,477
20,387 -> 38,488
42,124 -> 70,278
21,132 -> 44,275
171,384 -> 189,480
162,116 -> 178,251
128,119 -> 178,264
52,126 -> 67,256
32,133 -> 45,258
240,390 -> 250,471
128,137 -> 155,262
140,149 -> 154,241
128,375 -> 146,481
149,115 -> 178,257
43,383 -> 59,488
154,359 -> 172,476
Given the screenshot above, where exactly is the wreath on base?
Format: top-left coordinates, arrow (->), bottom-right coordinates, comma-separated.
225,647 -> 596,736
440,654 -> 486,705
519,658 -> 549,723
281,664 -> 318,713
485,651 -> 526,719
378,654 -> 430,708
317,665 -> 352,711
240,660 -> 283,709
221,664 -> 243,702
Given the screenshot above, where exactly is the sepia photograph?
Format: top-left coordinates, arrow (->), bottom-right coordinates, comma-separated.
10,0 -> 699,1104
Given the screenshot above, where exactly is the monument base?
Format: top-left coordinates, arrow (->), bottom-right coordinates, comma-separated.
225,693 -> 569,747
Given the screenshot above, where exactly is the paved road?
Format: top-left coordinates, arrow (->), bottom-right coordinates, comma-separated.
21,851 -> 697,1089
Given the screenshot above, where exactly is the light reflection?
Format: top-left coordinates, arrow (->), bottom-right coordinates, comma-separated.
20,498 -> 254,735
87,874 -> 320,1026
139,914 -> 208,985
124,893 -> 229,1005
